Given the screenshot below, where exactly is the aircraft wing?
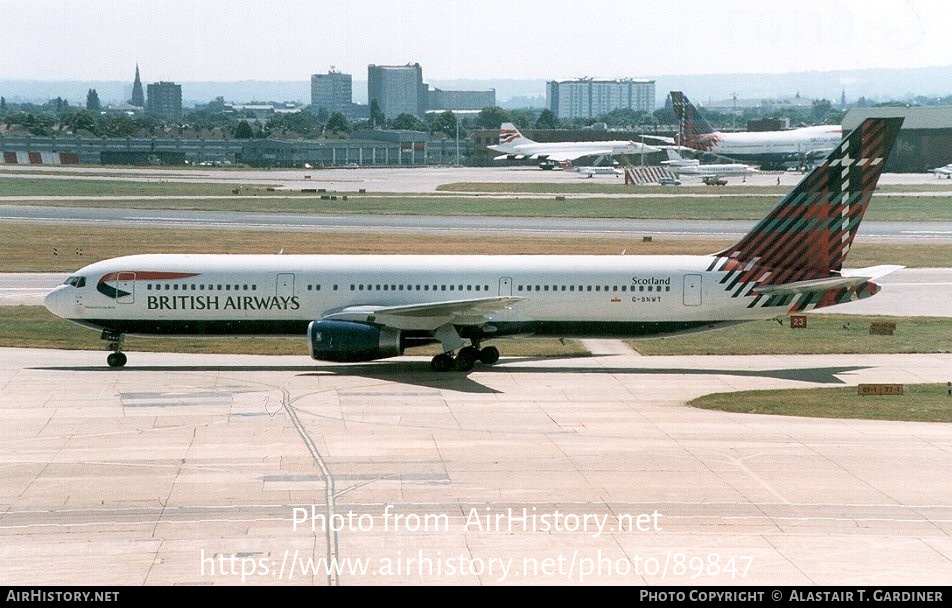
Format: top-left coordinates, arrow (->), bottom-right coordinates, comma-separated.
752,266 -> 904,296
542,148 -> 620,162
321,296 -> 528,331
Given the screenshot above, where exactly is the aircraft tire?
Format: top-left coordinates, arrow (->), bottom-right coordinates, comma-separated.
431,353 -> 455,372
107,352 -> 127,369
479,346 -> 500,364
455,347 -> 478,372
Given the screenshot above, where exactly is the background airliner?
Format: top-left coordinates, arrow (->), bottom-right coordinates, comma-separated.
487,122 -> 659,168
44,117 -> 903,372
574,165 -> 623,178
670,91 -> 843,169
661,148 -> 758,181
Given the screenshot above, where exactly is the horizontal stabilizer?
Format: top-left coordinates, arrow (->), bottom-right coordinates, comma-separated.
752,266 -> 903,296
840,265 -> 905,281
640,135 -> 676,145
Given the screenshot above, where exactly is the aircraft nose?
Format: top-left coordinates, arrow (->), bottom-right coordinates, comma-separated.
44,285 -> 71,319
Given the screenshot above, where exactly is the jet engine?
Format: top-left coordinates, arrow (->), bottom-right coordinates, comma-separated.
307,320 -> 403,362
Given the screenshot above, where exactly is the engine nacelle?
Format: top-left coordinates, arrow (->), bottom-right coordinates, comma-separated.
307,320 -> 403,362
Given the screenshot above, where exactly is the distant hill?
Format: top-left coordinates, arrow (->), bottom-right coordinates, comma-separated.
2,65 -> 950,109
653,65 -> 952,106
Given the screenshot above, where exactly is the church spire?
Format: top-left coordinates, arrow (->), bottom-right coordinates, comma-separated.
130,64 -> 144,107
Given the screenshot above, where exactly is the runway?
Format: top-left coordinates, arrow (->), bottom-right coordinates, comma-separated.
2,204 -> 951,243
1,347 -> 951,585
3,162 -> 950,192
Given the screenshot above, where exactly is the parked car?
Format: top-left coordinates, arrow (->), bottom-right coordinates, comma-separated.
659,177 -> 681,186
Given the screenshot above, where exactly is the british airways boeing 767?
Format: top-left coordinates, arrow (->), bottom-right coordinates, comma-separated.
44,118 -> 903,371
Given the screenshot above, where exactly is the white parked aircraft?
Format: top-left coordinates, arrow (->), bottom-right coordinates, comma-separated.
670,91 -> 843,169
932,163 -> 952,178
487,122 -> 658,167
575,165 -> 623,178
44,118 -> 903,372
661,148 -> 758,181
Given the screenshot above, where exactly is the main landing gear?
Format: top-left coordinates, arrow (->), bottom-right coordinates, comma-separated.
101,330 -> 127,369
430,344 -> 500,372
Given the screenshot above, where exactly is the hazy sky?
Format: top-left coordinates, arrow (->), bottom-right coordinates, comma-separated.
3,0 -> 948,82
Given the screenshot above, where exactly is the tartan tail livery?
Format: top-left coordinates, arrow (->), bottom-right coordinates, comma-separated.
671,90 -> 719,151
709,116 -> 905,314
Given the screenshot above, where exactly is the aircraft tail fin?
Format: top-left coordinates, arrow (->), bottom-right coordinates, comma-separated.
661,148 -> 697,166
709,117 -> 903,310
497,122 -> 534,147
670,91 -> 718,151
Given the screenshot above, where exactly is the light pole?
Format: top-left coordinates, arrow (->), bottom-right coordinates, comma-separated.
455,114 -> 460,167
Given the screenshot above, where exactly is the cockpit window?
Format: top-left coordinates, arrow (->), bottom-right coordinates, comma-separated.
63,276 -> 86,288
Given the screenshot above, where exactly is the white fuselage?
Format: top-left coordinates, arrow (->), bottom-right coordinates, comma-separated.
43,253 -> 792,339
488,140 -> 647,161
700,125 -> 843,158
669,163 -> 756,176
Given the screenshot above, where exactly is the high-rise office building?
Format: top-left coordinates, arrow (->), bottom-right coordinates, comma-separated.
146,81 -> 183,120
311,68 -> 353,114
367,64 -> 426,119
547,78 -> 656,119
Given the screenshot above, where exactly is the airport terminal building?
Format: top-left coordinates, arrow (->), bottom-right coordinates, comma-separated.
0,129 -> 468,168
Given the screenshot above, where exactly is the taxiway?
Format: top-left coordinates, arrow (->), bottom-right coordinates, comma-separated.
1,347 -> 951,585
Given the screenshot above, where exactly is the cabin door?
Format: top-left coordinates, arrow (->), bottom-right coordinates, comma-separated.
683,274 -> 702,306
276,273 -> 296,298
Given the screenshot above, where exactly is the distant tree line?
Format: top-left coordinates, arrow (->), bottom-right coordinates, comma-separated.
2,91 -> 951,139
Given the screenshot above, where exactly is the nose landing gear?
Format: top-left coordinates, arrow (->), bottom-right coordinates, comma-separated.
101,330 -> 127,369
